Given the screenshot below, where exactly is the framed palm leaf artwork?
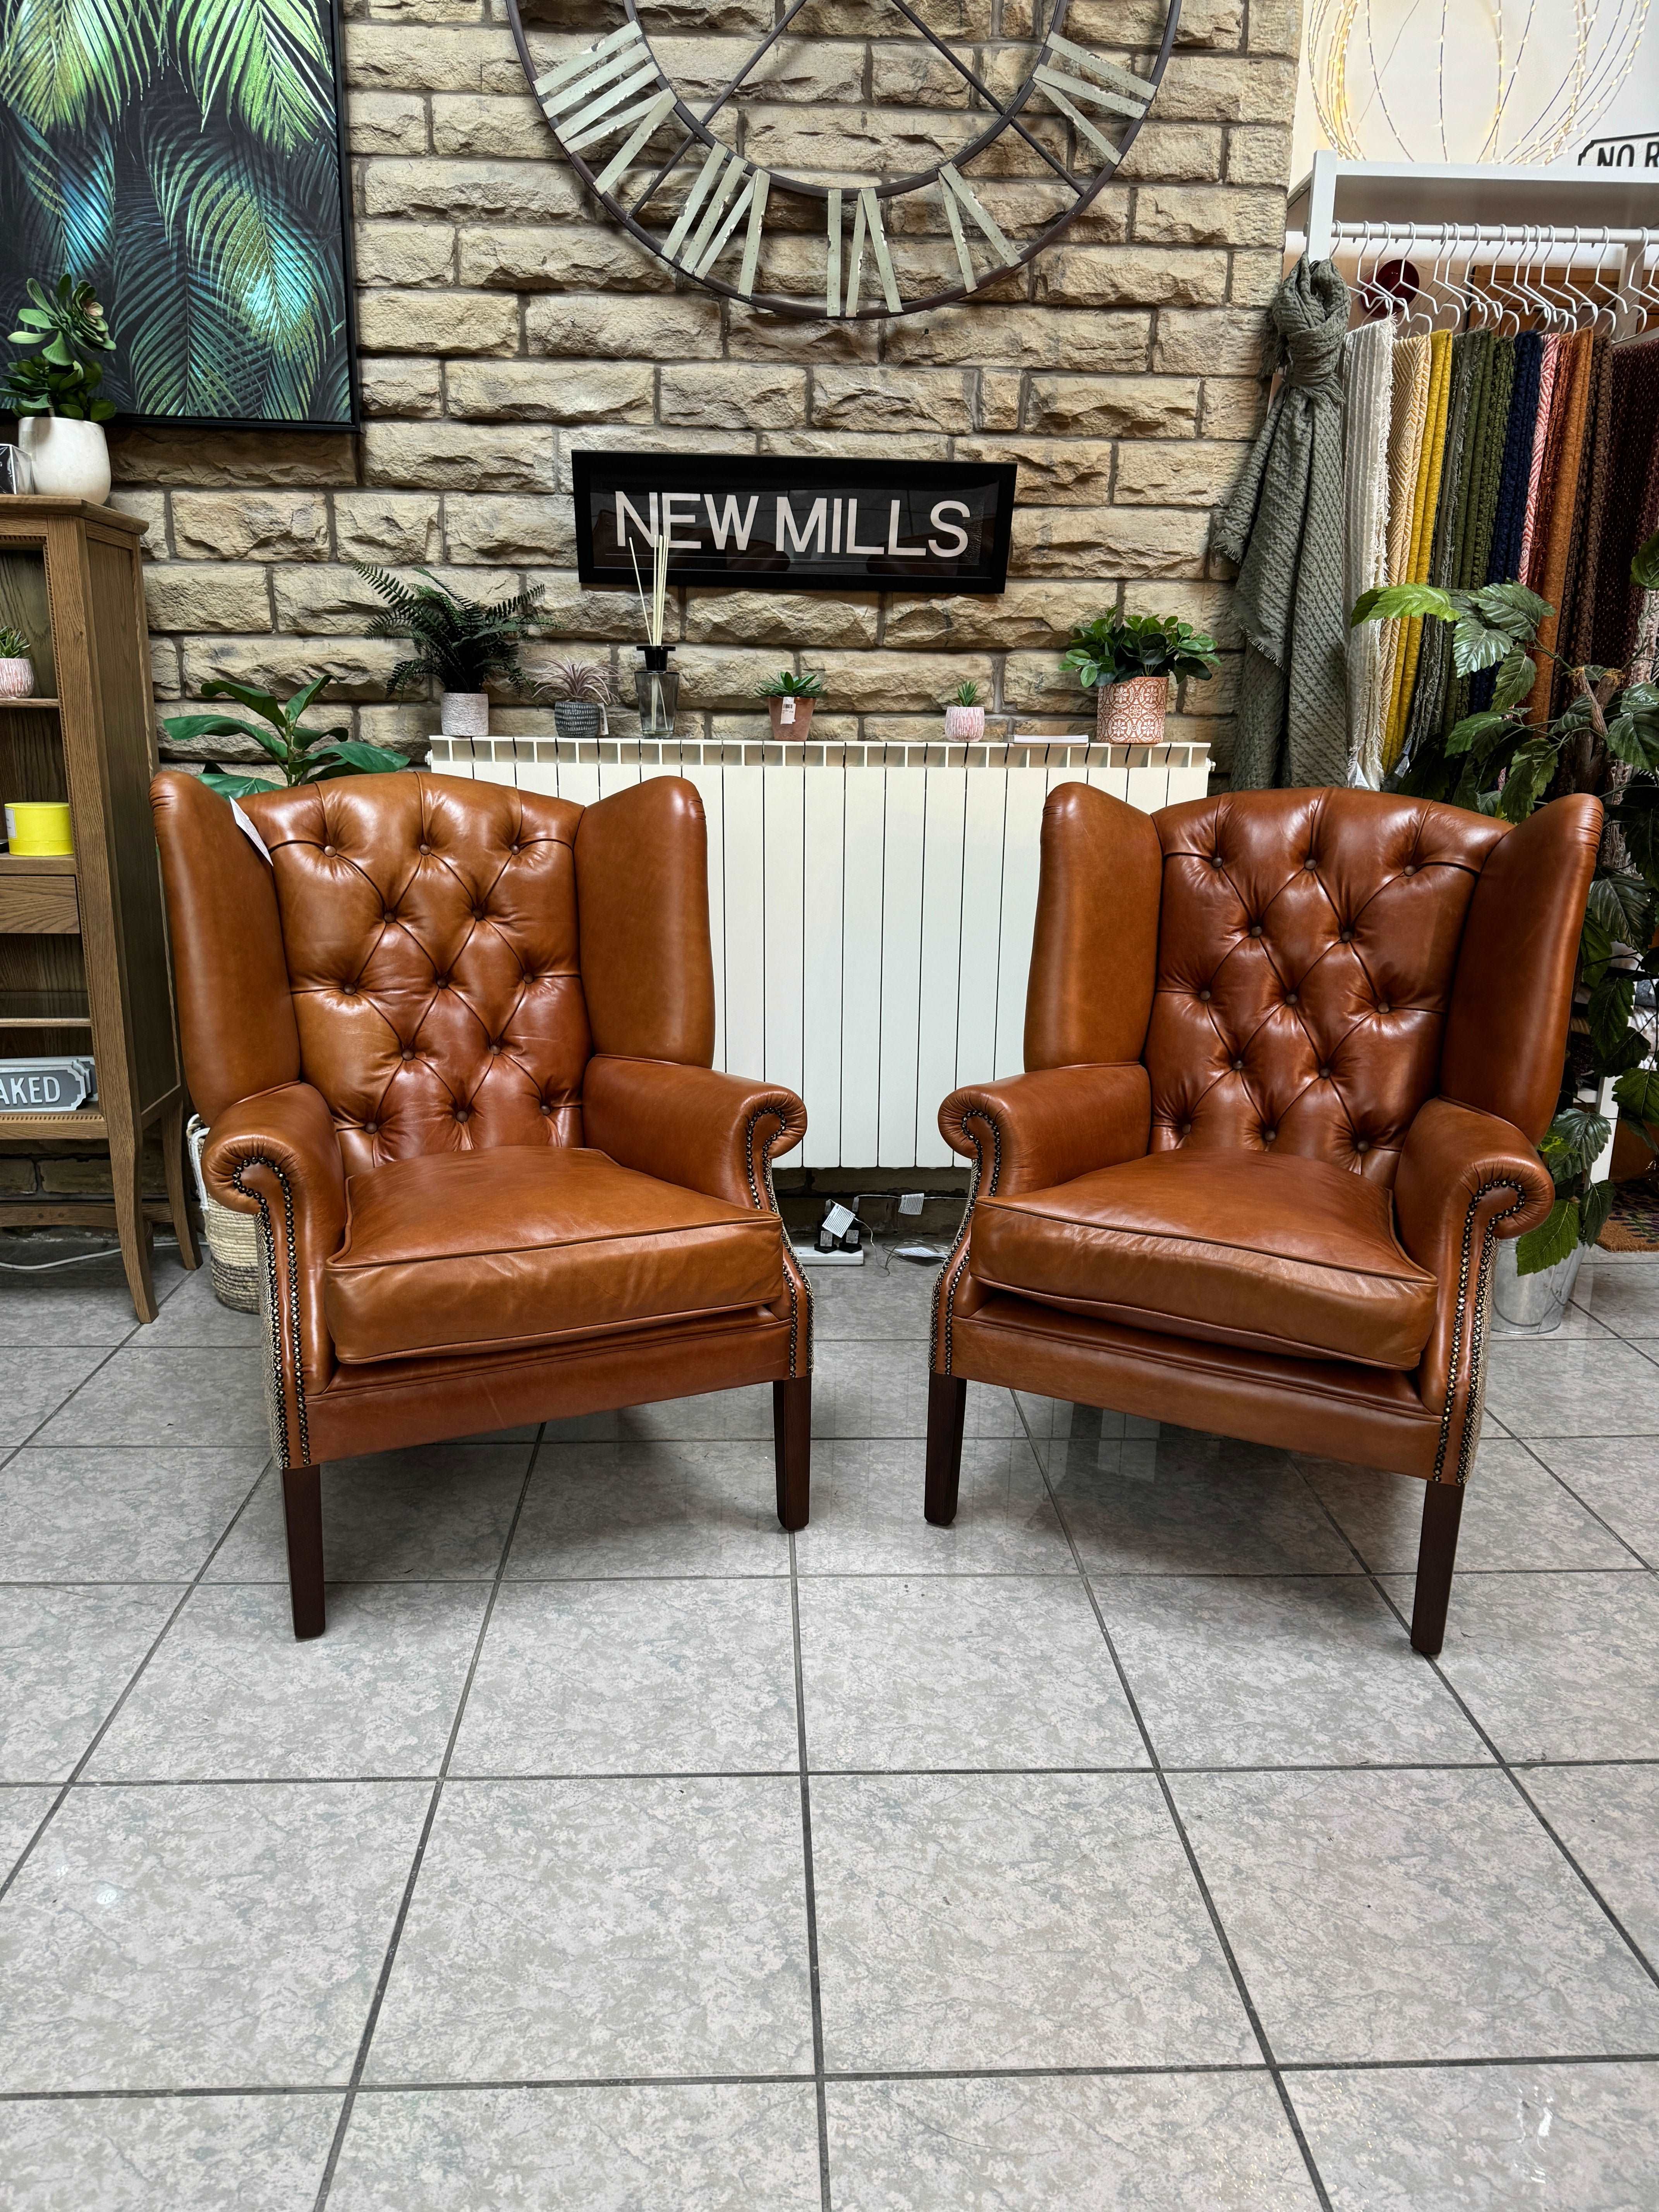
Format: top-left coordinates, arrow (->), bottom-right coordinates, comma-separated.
0,0 -> 357,429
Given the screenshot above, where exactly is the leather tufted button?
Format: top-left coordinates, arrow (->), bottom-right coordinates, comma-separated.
1247,923 -> 1263,938
1231,1058 -> 1245,1073
341,985 -> 357,998
1319,1064 -> 1332,1079
1178,1122 -> 1191,1136
401,1048 -> 416,1062
472,906 -> 486,921
323,844 -> 335,857
1262,1128 -> 1277,1143
435,975 -> 450,989
1377,1001 -> 1391,1014
363,1121 -> 378,1135
1210,855 -> 1224,869
1403,864 -> 1417,876
1339,927 -> 1355,943
1197,988 -> 1212,1003
490,1038 -> 503,1052
453,1105 -> 470,1122
1284,990 -> 1298,1005
539,1101 -> 553,1116
418,842 -> 430,855
1354,1138 -> 1370,1153
382,910 -> 396,925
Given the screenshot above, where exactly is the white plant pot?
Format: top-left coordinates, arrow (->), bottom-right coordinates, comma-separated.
17,415 -> 111,504
440,690 -> 489,737
944,704 -> 986,741
0,655 -> 35,698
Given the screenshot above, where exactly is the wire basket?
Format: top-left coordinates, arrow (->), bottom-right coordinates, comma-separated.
185,1115 -> 261,1314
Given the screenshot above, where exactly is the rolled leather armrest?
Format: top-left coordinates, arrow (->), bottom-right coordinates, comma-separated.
939,1063 -> 1152,1199
1395,1095 -> 1554,1425
203,1083 -> 348,1446
583,1054 -> 807,1211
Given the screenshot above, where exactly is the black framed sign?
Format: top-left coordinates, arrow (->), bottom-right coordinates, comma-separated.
572,452 -> 1017,594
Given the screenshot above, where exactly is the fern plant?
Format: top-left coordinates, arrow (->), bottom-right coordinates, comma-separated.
0,0 -> 350,424
354,566 -> 545,699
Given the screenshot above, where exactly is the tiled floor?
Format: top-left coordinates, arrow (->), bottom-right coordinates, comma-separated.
1,1237 -> 1657,2208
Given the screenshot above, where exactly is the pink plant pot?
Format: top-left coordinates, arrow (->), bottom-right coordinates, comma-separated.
1094,673 -> 1168,745
768,696 -> 816,739
944,704 -> 986,741
0,656 -> 35,699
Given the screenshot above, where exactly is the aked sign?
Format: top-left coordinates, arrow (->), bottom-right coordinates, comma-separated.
572,451 -> 1016,595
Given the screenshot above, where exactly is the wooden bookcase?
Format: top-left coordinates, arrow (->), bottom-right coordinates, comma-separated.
0,498 -> 198,1319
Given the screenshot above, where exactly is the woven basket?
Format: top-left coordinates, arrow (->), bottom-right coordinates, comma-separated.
185,1115 -> 261,1314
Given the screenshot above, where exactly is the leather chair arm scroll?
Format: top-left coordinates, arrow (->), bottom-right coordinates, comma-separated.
938,1063 -> 1152,1200
583,1054 -> 808,1212
203,1083 -> 348,1462
1395,1096 -> 1554,1473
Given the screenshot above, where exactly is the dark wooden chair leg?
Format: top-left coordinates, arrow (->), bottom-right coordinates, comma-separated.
282,1464 -> 326,1640
773,1376 -> 811,1532
1411,1480 -> 1465,1657
924,1373 -> 968,1526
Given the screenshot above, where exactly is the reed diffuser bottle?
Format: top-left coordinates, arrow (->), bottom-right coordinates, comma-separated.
630,532 -> 679,740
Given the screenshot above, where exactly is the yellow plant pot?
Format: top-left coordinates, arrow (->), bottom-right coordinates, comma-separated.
4,801 -> 73,856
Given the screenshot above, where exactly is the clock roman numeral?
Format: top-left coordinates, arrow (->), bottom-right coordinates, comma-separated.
592,91 -> 677,196
826,187 -> 843,319
1033,33 -> 1155,163
937,163 -> 1013,294
846,186 -> 900,316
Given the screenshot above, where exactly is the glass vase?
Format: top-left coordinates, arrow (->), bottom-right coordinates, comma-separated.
635,647 -> 679,740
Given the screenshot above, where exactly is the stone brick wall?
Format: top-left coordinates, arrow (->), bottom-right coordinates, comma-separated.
111,0 -> 1299,769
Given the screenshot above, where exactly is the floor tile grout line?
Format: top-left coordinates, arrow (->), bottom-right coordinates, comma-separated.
27,1752 -> 1659,1796
787,1527 -> 834,2212
1293,1469 -> 1659,2003
1011,1393 -> 1336,2212
0,1444 -> 275,1911
309,1425 -> 546,2212
9,2049 -> 1659,2108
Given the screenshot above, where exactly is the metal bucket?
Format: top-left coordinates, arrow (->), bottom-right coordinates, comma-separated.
1492,1236 -> 1586,1334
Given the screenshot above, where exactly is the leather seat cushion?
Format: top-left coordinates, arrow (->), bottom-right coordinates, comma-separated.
325,1145 -> 787,1365
969,1150 -> 1437,1370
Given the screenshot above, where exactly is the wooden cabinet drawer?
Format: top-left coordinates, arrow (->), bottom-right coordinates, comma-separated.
0,873 -> 80,934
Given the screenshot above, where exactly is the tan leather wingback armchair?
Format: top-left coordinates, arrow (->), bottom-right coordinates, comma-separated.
928,783 -> 1601,1654
152,770 -> 811,1638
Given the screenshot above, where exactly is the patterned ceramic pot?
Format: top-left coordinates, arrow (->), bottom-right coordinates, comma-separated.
553,701 -> 603,743
768,696 -> 816,739
440,690 -> 489,737
1095,673 -> 1168,745
944,704 -> 986,741
0,656 -> 34,698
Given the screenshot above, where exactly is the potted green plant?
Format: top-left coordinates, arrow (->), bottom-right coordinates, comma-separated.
944,677 -> 985,742
757,669 -> 824,739
355,564 -> 544,739
1,276 -> 117,502
0,625 -> 35,699
1062,612 -> 1220,745
1352,537 -> 1659,1322
161,676 -> 409,799
543,658 -> 613,744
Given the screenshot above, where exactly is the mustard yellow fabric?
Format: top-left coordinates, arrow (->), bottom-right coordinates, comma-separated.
1382,329 -> 1454,773
1375,333 -> 1432,756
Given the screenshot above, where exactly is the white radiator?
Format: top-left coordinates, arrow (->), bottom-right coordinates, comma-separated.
431,736 -> 1211,1169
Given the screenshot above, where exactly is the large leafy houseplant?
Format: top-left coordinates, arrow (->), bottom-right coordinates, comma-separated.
354,566 -> 544,699
1061,612 -> 1220,692
0,276 -> 116,421
162,676 -> 406,800
1352,538 -> 1659,1273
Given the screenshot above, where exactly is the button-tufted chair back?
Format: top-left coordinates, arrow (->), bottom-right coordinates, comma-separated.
236,778 -> 591,1178
1142,791 -> 1508,1186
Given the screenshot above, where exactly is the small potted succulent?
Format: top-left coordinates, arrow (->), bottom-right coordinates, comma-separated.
1062,612 -> 1220,744
0,625 -> 35,699
944,678 -> 986,741
757,668 -> 824,739
1,275 -> 117,503
543,658 -> 613,744
356,563 -> 544,738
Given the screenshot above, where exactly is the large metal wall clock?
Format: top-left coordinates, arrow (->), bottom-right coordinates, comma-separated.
504,2 -> 1180,321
